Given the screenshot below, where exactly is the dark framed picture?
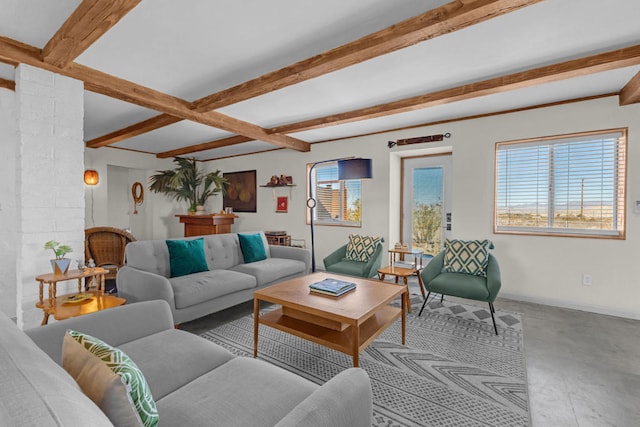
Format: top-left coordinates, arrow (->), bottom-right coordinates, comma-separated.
276,196 -> 288,213
223,170 -> 257,212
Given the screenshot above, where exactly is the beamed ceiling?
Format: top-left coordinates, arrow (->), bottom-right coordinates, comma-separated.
1,0 -> 639,161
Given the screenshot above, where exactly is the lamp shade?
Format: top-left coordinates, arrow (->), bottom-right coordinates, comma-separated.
337,158 -> 373,180
84,169 -> 99,185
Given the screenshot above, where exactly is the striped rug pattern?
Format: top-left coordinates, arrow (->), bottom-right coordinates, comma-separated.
201,297 -> 529,426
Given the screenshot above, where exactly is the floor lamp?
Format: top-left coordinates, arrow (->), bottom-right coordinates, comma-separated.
307,158 -> 373,272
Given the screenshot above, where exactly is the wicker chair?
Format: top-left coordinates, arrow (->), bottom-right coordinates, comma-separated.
84,227 -> 137,282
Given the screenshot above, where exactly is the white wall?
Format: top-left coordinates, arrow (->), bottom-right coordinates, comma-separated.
0,84 -> 18,318
208,96 -> 640,319
84,148 -> 182,239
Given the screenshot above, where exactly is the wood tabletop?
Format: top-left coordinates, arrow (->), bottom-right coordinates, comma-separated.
35,267 -> 108,283
254,272 -> 404,323
40,290 -> 125,323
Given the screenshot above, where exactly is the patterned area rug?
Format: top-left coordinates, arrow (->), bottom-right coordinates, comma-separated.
201,296 -> 529,426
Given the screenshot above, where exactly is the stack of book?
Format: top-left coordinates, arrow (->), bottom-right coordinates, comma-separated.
309,278 -> 356,297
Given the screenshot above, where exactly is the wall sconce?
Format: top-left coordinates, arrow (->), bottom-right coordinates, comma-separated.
84,169 -> 99,186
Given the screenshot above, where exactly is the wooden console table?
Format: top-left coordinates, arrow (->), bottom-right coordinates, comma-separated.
176,214 -> 238,237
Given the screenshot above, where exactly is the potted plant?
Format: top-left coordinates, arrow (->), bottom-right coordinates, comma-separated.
149,157 -> 227,214
44,240 -> 73,275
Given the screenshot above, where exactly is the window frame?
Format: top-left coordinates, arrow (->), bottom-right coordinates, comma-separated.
306,162 -> 363,227
494,128 -> 627,240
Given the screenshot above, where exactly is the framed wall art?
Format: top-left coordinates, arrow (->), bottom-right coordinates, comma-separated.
276,196 -> 288,213
223,170 -> 257,212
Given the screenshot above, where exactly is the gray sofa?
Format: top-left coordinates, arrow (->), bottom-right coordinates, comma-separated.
118,232 -> 311,324
2,300 -> 373,426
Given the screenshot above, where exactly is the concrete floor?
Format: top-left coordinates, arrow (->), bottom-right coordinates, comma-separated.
181,288 -> 640,426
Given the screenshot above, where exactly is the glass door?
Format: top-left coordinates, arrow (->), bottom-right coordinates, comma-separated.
401,154 -> 452,256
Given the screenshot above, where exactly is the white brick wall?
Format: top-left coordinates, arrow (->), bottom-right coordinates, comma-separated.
0,85 -> 18,319
14,64 -> 85,329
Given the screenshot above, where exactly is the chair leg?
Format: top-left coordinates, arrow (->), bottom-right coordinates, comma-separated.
418,292 -> 431,317
488,302 -> 498,335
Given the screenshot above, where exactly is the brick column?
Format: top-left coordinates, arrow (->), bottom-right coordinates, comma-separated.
15,64 -> 85,329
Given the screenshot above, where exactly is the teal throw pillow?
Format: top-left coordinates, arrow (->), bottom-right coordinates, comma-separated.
345,234 -> 382,262
64,330 -> 159,427
238,233 -> 267,263
442,239 -> 492,277
166,238 -> 209,278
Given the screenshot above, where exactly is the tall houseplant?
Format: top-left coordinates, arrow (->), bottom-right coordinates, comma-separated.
149,157 -> 227,213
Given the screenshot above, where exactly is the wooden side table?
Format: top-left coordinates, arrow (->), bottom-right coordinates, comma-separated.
377,265 -> 423,313
35,267 -> 124,325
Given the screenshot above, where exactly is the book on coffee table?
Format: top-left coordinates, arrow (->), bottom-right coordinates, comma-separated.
309,278 -> 356,296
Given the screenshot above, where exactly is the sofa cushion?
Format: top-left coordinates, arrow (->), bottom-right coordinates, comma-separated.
170,269 -> 256,309
442,239 -> 492,277
230,258 -> 306,286
428,272 -> 490,301
0,312 -> 112,426
64,330 -> 159,427
345,234 -> 382,262
62,333 -> 147,427
166,238 -> 209,278
156,357 -> 317,427
118,329 -> 235,400
238,232 -> 267,263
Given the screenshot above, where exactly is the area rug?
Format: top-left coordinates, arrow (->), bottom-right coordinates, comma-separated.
201,297 -> 530,426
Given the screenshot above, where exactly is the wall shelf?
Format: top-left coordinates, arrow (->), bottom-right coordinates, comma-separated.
260,184 -> 296,199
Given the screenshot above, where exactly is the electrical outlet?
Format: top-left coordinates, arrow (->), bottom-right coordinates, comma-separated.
582,274 -> 592,286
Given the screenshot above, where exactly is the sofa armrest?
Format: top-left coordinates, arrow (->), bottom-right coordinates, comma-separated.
117,266 -> 176,307
274,368 -> 372,427
269,245 -> 312,273
25,300 -> 174,365
323,244 -> 348,269
421,250 -> 445,285
486,254 -> 502,302
362,241 -> 384,278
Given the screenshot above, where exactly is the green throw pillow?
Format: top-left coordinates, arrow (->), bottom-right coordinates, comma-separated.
345,234 -> 382,262
166,238 -> 209,278
63,330 -> 159,427
238,233 -> 267,263
442,239 -> 492,277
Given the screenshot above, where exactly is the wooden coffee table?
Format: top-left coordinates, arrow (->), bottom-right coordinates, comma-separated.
253,272 -> 406,367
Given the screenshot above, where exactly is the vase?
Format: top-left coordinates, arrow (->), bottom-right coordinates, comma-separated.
51,259 -> 71,276
196,205 -> 206,215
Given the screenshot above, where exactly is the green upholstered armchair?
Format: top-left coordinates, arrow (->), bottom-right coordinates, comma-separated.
323,238 -> 384,278
418,249 -> 502,334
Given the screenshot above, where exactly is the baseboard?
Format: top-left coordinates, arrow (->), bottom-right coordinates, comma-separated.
499,292 -> 640,321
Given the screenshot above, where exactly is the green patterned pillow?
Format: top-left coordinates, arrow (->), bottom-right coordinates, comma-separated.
442,239 -> 492,277
63,330 -> 159,427
345,234 -> 382,262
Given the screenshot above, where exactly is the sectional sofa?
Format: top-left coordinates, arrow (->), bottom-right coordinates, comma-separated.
117,231 -> 311,324
2,300 -> 372,426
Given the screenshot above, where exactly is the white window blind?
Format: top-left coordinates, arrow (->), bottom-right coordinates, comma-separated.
308,162 -> 362,226
495,129 -> 626,238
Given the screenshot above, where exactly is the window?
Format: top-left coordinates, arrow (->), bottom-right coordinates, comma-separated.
495,129 -> 626,239
307,162 -> 362,226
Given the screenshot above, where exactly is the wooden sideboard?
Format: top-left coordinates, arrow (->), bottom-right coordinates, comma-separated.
176,214 -> 238,237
